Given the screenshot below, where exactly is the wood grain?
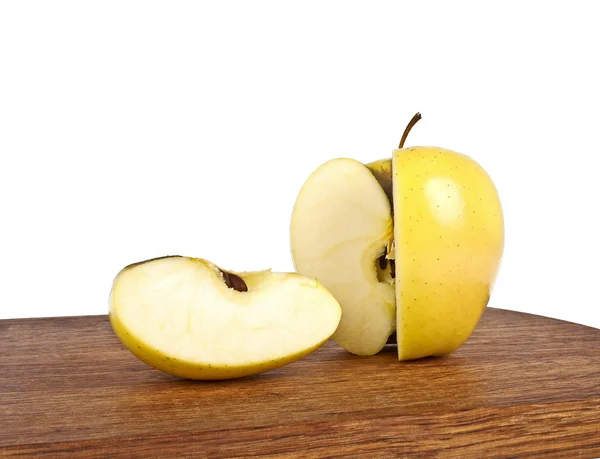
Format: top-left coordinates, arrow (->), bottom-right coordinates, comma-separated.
1,308 -> 599,458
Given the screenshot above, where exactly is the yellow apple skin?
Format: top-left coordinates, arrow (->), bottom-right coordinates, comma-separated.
109,307 -> 334,380
392,146 -> 504,360
366,158 -> 393,207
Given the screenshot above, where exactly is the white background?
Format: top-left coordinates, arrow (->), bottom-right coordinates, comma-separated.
1,1 -> 599,328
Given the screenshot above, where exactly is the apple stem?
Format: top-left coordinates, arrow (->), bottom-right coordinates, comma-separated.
398,112 -> 422,149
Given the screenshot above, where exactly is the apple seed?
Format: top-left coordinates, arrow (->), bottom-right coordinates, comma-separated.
219,270 -> 248,292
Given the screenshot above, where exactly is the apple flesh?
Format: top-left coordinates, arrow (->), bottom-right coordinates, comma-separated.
290,158 -> 396,356
109,256 -> 342,379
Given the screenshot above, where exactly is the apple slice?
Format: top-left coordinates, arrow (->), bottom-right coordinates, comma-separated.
109,256 -> 341,380
290,158 -> 395,356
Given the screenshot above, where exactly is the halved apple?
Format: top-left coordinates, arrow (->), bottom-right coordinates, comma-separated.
391,146 -> 504,360
290,158 -> 396,356
290,114 -> 504,360
109,256 -> 342,379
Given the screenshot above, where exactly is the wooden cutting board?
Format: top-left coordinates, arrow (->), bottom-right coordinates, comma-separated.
1,308 -> 599,458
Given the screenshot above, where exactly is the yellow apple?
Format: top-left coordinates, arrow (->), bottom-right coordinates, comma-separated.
290,114 -> 504,360
109,256 -> 341,379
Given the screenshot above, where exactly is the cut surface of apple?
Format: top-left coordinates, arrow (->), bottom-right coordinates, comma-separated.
290,158 -> 396,356
109,256 -> 342,380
